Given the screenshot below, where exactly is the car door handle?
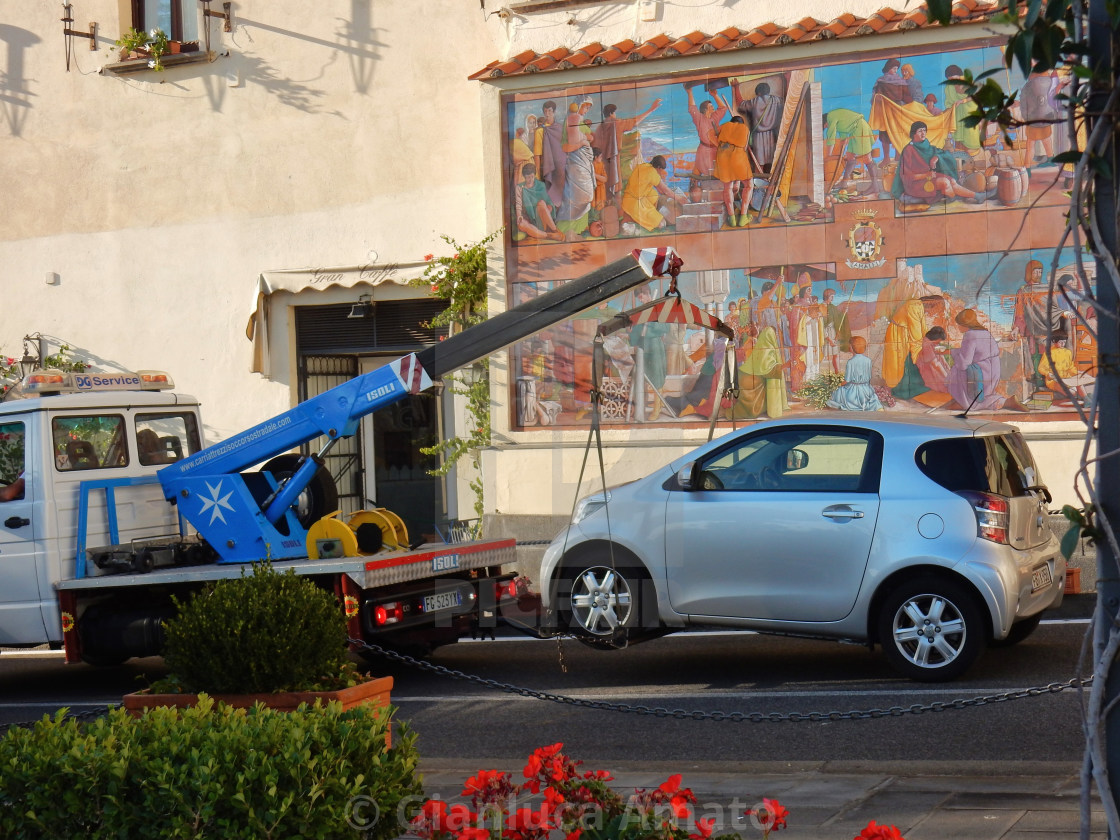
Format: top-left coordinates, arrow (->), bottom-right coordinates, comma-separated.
4,516 -> 29,528
822,506 -> 864,520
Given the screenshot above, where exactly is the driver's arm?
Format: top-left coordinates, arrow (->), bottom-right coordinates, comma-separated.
0,475 -> 25,502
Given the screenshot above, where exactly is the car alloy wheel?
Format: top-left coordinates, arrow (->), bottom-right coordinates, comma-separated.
878,577 -> 985,682
565,564 -> 639,637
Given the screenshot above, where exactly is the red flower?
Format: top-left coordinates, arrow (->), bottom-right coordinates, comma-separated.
583,769 -> 613,781
411,799 -> 476,836
690,817 -> 715,840
746,799 -> 788,835
657,774 -> 695,819
463,769 -> 508,798
424,253 -> 434,261
459,829 -> 491,840
523,743 -> 565,792
855,821 -> 905,840
444,804 -> 475,832
543,787 -> 565,813
504,804 -> 555,839
565,829 -> 582,840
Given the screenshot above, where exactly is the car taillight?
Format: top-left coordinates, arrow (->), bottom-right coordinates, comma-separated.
957,490 -> 1010,544
373,602 -> 403,625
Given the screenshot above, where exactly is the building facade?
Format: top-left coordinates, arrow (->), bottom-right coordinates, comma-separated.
0,1 -> 1091,541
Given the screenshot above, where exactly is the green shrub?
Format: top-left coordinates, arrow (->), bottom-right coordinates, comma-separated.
0,698 -> 422,840
162,562 -> 354,694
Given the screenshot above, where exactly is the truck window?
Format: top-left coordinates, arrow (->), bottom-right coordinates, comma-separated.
136,413 -> 201,466
52,415 -> 127,471
0,421 -> 25,499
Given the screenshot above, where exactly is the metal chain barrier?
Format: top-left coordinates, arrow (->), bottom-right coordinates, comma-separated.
0,703 -> 120,736
0,643 -> 1091,734
352,637 -> 1091,723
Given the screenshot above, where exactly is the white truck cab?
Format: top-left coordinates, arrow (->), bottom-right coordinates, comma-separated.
0,370 -> 202,648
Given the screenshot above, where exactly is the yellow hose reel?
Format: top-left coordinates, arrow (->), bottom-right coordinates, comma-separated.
306,509 -> 411,559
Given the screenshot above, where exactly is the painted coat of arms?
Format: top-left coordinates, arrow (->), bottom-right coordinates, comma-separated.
843,209 -> 885,269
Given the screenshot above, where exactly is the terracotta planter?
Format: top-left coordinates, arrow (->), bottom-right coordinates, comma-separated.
123,676 -> 394,744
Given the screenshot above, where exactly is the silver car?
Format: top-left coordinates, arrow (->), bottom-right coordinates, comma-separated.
540,413 -> 1065,681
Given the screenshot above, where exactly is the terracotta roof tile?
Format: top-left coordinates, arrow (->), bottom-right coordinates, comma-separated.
468,0 -> 1000,80
558,43 -> 604,69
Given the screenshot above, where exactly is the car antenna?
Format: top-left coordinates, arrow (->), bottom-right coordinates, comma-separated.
956,390 -> 983,419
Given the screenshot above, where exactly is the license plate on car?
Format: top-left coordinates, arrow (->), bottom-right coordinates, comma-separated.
423,590 -> 463,613
1031,564 -> 1053,592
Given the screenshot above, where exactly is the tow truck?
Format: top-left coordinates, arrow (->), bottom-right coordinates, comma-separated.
0,247 -> 688,666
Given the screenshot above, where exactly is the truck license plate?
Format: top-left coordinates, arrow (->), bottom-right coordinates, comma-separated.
423,590 -> 463,613
1031,564 -> 1053,593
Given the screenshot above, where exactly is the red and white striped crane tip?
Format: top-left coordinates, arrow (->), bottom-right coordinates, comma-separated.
632,247 -> 683,279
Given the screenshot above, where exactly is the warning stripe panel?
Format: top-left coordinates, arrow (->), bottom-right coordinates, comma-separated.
361,538 -> 517,589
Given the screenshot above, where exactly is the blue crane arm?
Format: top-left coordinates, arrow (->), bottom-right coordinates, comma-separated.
157,247 -> 680,563
159,356 -> 429,483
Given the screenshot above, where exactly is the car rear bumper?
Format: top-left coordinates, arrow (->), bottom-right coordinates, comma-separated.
960,535 -> 1065,639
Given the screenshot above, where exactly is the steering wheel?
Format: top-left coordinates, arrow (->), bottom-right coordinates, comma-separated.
699,471 -> 724,490
760,465 -> 780,490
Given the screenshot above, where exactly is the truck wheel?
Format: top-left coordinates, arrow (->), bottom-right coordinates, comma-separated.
261,455 -> 339,529
560,560 -> 647,643
80,650 -> 129,667
878,576 -> 986,682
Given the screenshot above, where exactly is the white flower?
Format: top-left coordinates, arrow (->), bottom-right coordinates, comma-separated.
149,28 -> 159,38
148,59 -> 157,68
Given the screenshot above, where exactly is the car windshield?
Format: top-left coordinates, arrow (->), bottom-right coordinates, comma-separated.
916,433 -> 1041,497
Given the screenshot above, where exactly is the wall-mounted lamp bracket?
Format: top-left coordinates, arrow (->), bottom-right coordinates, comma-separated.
61,4 -> 96,71
201,1 -> 234,33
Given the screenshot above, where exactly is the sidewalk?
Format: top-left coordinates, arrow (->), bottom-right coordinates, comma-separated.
419,759 -> 1101,839
417,599 -> 1103,840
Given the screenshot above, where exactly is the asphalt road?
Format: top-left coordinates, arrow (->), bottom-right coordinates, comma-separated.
0,596 -> 1096,767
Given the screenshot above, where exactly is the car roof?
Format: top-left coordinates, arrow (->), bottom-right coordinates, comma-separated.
742,410 -> 1015,438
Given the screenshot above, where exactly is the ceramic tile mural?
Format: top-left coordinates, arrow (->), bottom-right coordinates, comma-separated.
500,38 -> 1092,428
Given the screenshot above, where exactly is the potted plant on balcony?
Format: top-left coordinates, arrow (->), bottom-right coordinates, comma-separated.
114,27 -> 172,70
123,563 -> 393,729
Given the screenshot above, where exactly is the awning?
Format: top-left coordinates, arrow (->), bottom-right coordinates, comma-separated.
247,260 -> 427,378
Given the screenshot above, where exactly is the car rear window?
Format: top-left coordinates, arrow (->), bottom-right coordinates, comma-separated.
916,433 -> 1040,497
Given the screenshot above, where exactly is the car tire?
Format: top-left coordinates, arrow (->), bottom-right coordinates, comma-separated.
878,576 -> 986,682
560,560 -> 647,643
990,613 -> 1043,648
261,454 -> 339,529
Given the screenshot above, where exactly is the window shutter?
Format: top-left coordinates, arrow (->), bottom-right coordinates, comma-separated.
295,300 -> 449,355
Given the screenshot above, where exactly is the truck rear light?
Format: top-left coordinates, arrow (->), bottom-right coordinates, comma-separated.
957,490 -> 1010,544
373,602 -> 403,625
495,580 -> 518,600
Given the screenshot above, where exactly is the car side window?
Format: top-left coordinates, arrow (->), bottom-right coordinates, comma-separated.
136,412 -> 202,466
52,415 -> 128,471
0,421 -> 25,501
699,428 -> 879,492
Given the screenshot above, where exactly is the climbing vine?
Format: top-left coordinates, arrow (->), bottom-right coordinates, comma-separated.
411,230 -> 502,528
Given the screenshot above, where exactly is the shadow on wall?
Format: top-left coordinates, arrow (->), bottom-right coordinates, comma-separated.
0,24 -> 42,137
233,0 -> 384,108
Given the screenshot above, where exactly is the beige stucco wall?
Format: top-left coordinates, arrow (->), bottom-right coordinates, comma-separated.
1,0 -> 492,448
2,0 -> 1095,529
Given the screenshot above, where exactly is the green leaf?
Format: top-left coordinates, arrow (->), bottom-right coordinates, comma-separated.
926,0 -> 954,24
1012,31 -> 1036,76
1024,0 -> 1043,28
1061,523 -> 1082,560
